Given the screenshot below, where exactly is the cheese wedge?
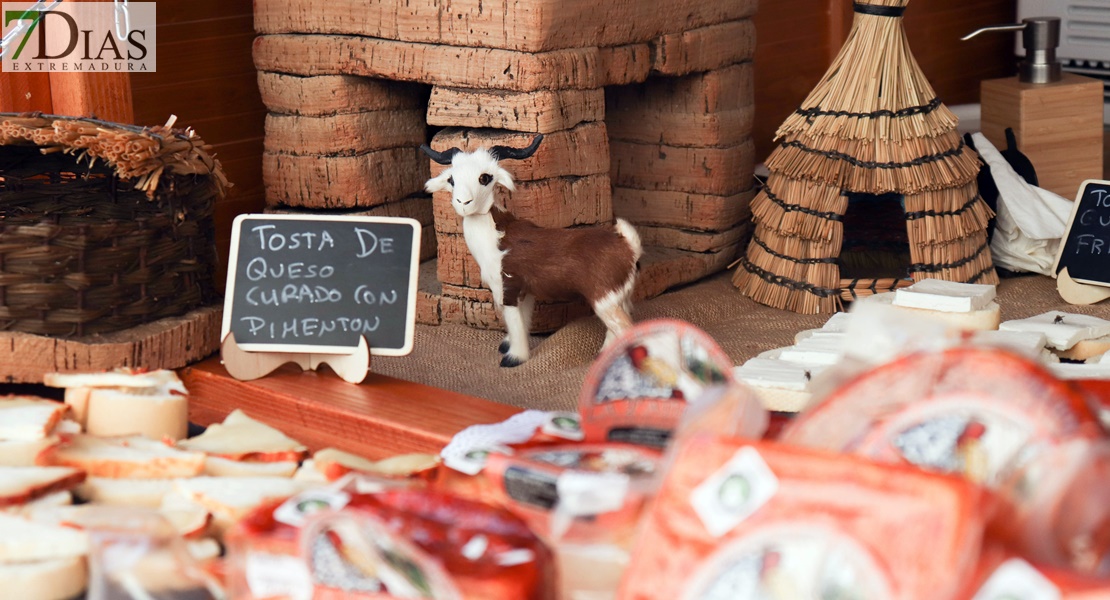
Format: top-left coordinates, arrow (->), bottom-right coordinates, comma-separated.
203,456 -> 299,478
0,466 -> 84,508
38,435 -> 205,479
893,278 -> 997,313
0,397 -> 67,442
85,387 -> 188,441
0,557 -> 87,600
73,477 -> 175,508
0,437 -> 59,468
1000,311 -> 1110,351
0,512 -> 88,563
311,448 -> 439,481
178,410 -> 307,462
173,477 -> 307,536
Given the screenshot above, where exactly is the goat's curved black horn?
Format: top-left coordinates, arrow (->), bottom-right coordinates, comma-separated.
419,144 -> 461,165
490,134 -> 544,161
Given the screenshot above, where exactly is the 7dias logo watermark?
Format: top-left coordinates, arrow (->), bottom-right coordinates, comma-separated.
2,1 -> 155,72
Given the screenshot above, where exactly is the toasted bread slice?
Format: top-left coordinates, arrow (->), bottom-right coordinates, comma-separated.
312,447 -> 439,481
0,556 -> 87,600
38,435 -> 205,479
0,397 -> 68,442
177,410 -> 307,462
0,466 -> 85,508
203,456 -> 298,478
0,512 -> 88,563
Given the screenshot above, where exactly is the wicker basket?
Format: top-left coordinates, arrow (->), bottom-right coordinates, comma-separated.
0,114 -> 226,337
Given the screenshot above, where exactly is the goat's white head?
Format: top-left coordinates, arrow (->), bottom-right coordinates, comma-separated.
421,135 -> 544,218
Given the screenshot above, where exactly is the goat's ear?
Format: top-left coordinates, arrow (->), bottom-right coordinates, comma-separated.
424,169 -> 453,193
493,166 -> 515,193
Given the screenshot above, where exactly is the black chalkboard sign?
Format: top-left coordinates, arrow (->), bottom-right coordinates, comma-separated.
1055,179 -> 1110,287
221,215 -> 421,355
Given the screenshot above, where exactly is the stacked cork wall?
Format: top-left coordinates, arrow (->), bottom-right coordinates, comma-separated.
253,0 -> 757,331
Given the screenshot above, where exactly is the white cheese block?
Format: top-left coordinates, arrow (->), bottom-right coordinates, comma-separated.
0,437 -> 58,468
777,336 -> 845,366
734,359 -> 813,392
893,278 -> 997,313
0,398 -> 67,442
861,292 -> 1001,331
0,556 -> 87,600
968,330 -> 1049,359
0,513 -> 88,563
1054,334 -> 1110,361
1047,362 -> 1110,381
821,311 -> 852,332
1000,311 -> 1110,351
793,329 -> 847,344
85,388 -> 188,441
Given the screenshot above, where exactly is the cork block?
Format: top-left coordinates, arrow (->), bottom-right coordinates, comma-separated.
981,73 -> 1104,201
612,187 -> 754,232
650,20 -> 756,76
610,139 -> 755,196
254,0 -> 757,53
264,110 -> 426,156
429,123 -> 610,182
426,87 -> 605,133
257,72 -> 426,116
636,222 -> 751,254
263,147 -> 429,209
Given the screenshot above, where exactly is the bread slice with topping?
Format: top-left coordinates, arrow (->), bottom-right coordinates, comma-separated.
177,410 -> 307,463
0,466 -> 85,508
37,435 -> 205,479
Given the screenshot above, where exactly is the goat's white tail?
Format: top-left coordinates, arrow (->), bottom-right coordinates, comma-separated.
614,218 -> 643,262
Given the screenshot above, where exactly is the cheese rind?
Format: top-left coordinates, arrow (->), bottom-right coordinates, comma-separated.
893,279 -> 997,313
85,389 -> 188,441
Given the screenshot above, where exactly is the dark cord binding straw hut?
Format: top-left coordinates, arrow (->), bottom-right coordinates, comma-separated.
733,0 -> 998,314
0,113 -> 226,337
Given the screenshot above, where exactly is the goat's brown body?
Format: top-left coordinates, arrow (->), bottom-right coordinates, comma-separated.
492,208 -> 637,307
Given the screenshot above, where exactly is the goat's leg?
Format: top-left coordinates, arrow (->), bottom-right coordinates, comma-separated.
501,294 -> 535,354
501,305 -> 531,367
593,301 -> 633,349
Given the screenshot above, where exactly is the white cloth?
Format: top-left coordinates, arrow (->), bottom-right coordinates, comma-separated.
972,132 -> 1073,275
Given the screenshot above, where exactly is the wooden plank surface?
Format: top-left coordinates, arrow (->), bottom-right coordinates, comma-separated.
180,356 -> 521,459
0,73 -> 52,113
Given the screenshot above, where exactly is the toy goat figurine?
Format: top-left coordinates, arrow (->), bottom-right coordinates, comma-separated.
421,135 -> 642,367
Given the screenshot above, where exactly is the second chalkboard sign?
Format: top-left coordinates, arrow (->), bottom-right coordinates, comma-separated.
1055,180 -> 1110,288
221,214 -> 421,355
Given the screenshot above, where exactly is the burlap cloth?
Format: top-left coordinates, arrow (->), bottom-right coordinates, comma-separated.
372,273 -> 1110,411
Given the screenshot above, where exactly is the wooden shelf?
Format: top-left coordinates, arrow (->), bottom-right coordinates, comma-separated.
179,357 -> 521,459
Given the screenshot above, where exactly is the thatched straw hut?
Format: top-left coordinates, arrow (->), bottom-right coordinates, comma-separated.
733,0 -> 998,313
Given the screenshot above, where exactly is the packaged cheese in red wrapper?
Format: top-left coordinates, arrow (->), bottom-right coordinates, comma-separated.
226,479 -> 556,600
989,437 -> 1110,577
961,542 -> 1110,599
578,319 -> 744,449
781,346 -> 1101,488
482,444 -> 663,600
618,435 -> 988,600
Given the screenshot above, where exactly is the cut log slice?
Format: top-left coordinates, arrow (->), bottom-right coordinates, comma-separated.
610,139 -> 755,196
613,187 -> 754,232
427,87 -> 605,133
432,174 -> 612,234
264,110 -> 427,156
257,72 -> 427,116
263,148 -> 429,209
650,19 -> 757,76
254,35 -> 601,93
429,123 -> 610,182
